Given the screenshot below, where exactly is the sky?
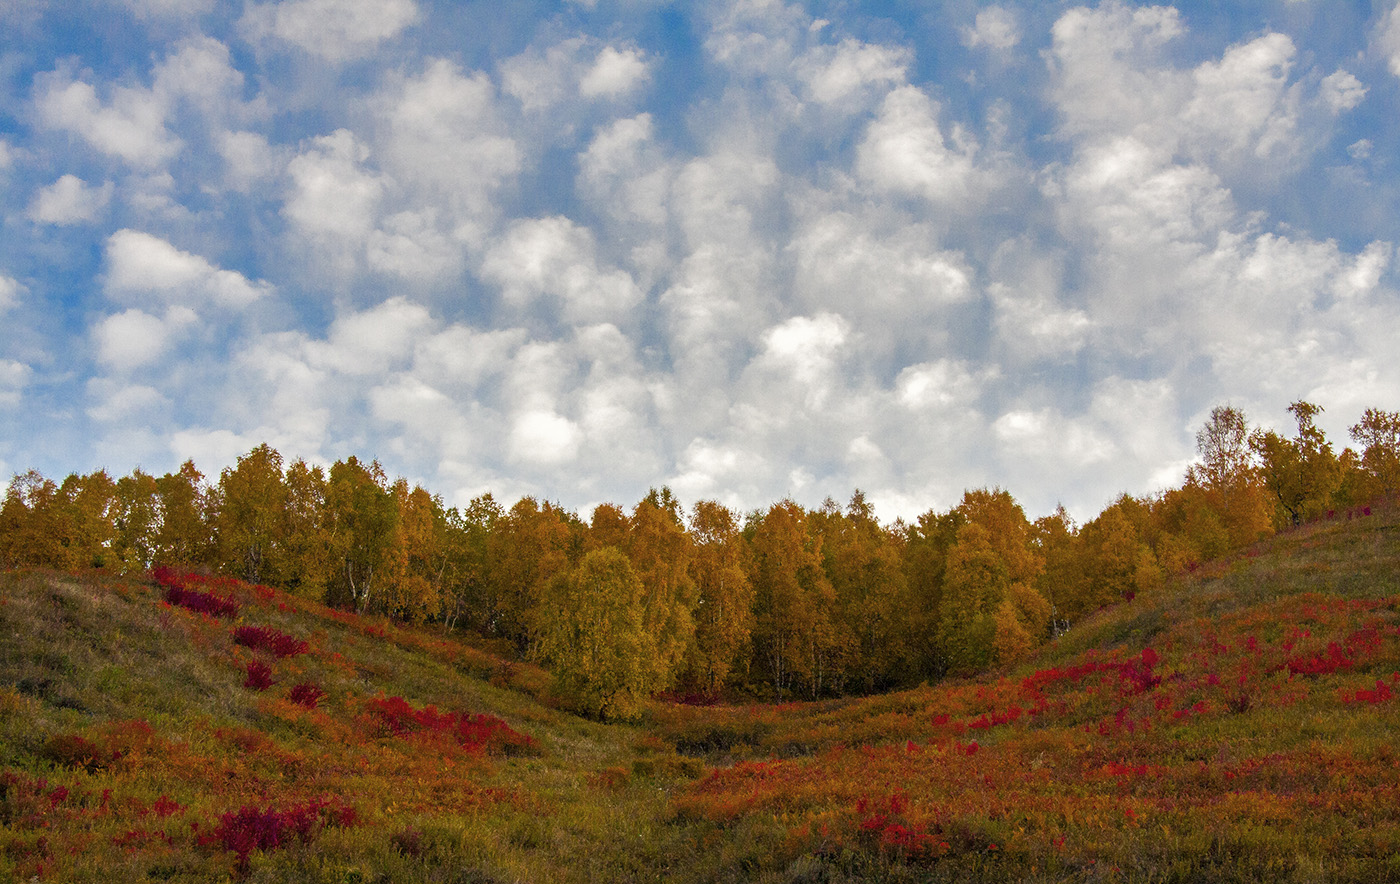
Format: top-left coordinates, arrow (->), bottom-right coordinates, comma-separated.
1,0 -> 1399,525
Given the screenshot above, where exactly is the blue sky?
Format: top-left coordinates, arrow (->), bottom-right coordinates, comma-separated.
2,0 -> 1399,524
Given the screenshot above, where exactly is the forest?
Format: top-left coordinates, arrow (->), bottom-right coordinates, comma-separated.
1,401 -> 1397,719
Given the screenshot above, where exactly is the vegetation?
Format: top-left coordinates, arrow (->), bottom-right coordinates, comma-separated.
0,492 -> 1397,880
4,403 -> 1396,722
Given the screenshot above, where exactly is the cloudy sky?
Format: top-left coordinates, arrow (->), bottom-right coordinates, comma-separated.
1,0 -> 1398,524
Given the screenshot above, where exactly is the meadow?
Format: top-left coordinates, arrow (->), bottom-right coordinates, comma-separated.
3,499 -> 1399,882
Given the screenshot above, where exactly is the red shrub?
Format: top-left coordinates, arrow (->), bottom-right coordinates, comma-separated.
1287,642 -> 1353,676
201,798 -> 356,873
233,625 -> 308,658
287,683 -> 325,709
243,660 -> 275,691
153,567 -> 242,618
1342,679 -> 1395,705
365,695 -> 535,754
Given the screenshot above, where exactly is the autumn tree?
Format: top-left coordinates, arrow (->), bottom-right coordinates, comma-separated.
112,469 -> 160,572
51,471 -> 118,571
953,489 -> 1051,666
901,506 -> 964,680
816,491 -> 910,692
1032,506 -> 1078,636
0,470 -> 61,568
382,480 -> 446,622
681,499 -> 753,694
748,500 -> 840,699
587,503 -> 630,553
324,456 -> 396,613
440,494 -> 501,632
1251,401 -> 1341,527
1349,408 -> 1400,501
1067,498 -> 1161,619
215,444 -> 287,583
280,459 -> 330,600
936,522 -> 1006,675
154,461 -> 213,567
536,547 -> 660,721
625,493 -> 698,685
486,497 -> 577,652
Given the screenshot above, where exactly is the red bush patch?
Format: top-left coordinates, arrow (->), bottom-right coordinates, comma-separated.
287,683 -> 326,709
199,798 -> 357,874
233,625 -> 308,658
153,567 -> 242,618
365,695 -> 535,754
243,660 -> 275,691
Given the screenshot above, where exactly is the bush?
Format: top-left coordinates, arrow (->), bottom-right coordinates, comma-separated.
233,625 -> 308,658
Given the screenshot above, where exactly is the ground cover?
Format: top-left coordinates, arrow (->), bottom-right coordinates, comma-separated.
2,499 -> 1399,882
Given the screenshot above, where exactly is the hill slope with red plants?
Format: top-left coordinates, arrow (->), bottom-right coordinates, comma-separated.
2,498 -> 1400,882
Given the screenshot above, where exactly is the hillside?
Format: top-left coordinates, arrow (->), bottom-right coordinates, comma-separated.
3,499 -> 1400,882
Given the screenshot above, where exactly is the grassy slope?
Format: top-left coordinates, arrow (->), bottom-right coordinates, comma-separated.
2,499 -> 1399,882
651,500 -> 1400,882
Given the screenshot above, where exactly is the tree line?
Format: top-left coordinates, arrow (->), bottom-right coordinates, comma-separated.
1,401 -> 1397,718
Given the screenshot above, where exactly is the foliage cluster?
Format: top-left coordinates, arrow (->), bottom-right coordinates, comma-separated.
1,403 -> 1397,720
0,496 -> 1398,881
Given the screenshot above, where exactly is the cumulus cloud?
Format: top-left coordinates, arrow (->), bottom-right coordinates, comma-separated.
795,38 -> 909,107
508,409 -> 583,467
482,216 -> 644,326
373,60 -> 519,252
1320,70 -> 1366,113
305,297 -> 435,377
0,360 -> 31,408
34,67 -> 181,166
104,230 -> 272,308
580,46 -> 651,98
1379,3 -> 1400,78
962,6 -> 1021,51
856,85 -> 980,206
28,174 -> 112,225
86,379 -> 168,423
241,0 -> 419,62
0,275 -> 24,312
92,306 -> 197,372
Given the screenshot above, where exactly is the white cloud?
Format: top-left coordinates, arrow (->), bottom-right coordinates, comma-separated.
508,409 -> 583,466
796,38 -> 908,107
1378,3 -> 1400,79
307,297 -> 435,377
86,380 -> 168,423
962,6 -> 1021,51
580,45 -> 651,98
789,208 -> 973,323
282,129 -> 385,275
373,60 -> 519,249
1180,33 -> 1300,164
1320,70 -> 1366,113
483,216 -> 645,325
896,359 -> 988,413
242,0 -> 419,62
0,275 -> 24,312
856,85 -> 979,206
104,230 -> 272,308
744,312 -> 849,411
28,174 -> 112,225
578,113 -> 673,245
218,130 -> 280,190
0,360 -> 31,408
92,306 -> 196,372
34,67 -> 181,167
